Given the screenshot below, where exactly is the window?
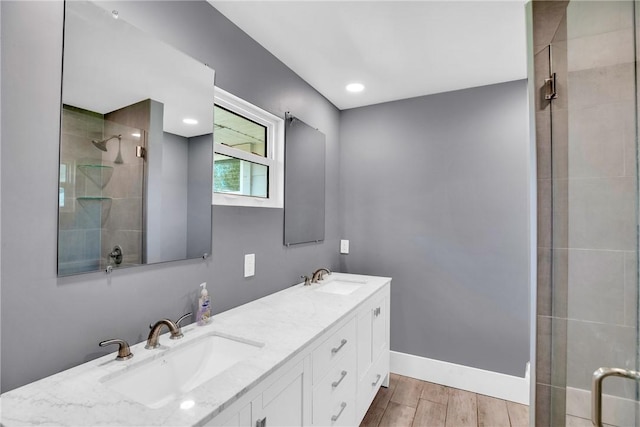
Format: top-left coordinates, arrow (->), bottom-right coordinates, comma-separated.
213,88 -> 284,208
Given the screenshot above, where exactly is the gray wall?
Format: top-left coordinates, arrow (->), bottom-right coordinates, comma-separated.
162,132 -> 189,261
187,133 -> 214,259
339,80 -> 531,376
0,0 -> 340,392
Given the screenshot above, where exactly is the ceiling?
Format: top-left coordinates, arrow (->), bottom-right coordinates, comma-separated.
208,1 -> 528,110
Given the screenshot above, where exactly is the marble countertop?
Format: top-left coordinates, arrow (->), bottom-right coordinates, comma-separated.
0,273 -> 391,426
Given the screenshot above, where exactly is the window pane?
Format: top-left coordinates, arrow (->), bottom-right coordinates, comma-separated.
214,105 -> 267,157
214,154 -> 268,198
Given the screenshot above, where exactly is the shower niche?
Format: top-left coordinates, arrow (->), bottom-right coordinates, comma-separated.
57,1 -> 214,276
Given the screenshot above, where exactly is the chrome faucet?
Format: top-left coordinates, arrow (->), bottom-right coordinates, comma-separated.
145,312 -> 191,349
311,267 -> 331,283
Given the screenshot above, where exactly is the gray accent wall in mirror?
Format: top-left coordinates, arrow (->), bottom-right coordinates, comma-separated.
284,114 -> 326,246
58,1 -> 214,276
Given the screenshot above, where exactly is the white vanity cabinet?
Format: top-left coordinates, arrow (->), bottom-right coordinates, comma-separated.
202,278 -> 391,427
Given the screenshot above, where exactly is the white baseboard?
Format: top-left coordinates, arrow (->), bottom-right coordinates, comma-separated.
390,351 -> 530,405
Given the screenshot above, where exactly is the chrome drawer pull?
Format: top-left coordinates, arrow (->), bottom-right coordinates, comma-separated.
331,339 -> 347,355
256,417 -> 266,427
331,402 -> 347,422
332,370 -> 348,388
372,374 -> 382,387
374,307 -> 381,317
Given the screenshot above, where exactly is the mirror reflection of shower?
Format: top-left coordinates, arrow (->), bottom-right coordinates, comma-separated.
91,134 -> 123,164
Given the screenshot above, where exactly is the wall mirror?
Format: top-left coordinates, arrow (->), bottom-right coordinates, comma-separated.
284,114 -> 326,246
58,1 -> 214,276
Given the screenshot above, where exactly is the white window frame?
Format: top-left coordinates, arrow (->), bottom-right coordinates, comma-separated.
213,87 -> 284,208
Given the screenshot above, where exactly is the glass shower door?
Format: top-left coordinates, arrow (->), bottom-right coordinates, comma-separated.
547,1 -> 640,425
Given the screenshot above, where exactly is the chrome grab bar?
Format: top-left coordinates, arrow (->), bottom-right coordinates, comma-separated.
592,367 -> 640,427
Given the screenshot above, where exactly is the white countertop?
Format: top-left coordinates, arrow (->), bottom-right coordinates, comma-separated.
0,273 -> 391,426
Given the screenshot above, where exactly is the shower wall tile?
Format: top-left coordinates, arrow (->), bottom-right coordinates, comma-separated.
58,229 -> 85,263
565,249 -> 625,325
534,46 -> 551,113
567,28 -> 634,72
565,177 -> 635,251
537,247 -> 552,316
84,229 -> 101,261
551,178 -> 569,249
551,249 -> 568,319
551,108 -> 568,180
567,63 -> 635,111
535,384 -> 567,427
532,1 -> 569,50
536,111 -> 551,180
566,319 -> 636,399
536,316 -> 568,388
623,251 -> 637,328
568,103 -> 631,179
537,178 -> 552,249
565,0 -> 633,41
537,316 -> 552,386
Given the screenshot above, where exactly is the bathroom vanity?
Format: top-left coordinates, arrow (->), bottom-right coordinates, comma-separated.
0,273 -> 390,426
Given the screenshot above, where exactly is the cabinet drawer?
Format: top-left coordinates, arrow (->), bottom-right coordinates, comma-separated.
312,317 -> 356,384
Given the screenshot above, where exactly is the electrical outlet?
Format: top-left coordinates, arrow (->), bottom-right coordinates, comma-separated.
340,240 -> 349,254
244,253 -> 255,277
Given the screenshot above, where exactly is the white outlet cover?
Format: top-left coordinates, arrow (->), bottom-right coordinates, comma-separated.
244,253 -> 255,277
340,240 -> 349,254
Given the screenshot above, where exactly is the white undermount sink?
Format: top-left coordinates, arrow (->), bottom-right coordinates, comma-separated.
101,333 -> 263,409
313,278 -> 366,295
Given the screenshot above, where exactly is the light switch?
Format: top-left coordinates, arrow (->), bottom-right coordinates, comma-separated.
244,253 -> 255,277
340,240 -> 349,254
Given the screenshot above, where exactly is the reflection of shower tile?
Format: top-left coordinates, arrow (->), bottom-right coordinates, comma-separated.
102,229 -> 142,265
84,229 -> 101,261
58,230 -> 84,263
108,198 -> 142,231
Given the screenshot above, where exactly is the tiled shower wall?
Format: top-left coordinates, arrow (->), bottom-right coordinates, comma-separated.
533,1 -> 639,425
58,106 -> 105,274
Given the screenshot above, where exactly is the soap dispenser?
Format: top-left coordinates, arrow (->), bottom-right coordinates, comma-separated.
196,282 -> 211,326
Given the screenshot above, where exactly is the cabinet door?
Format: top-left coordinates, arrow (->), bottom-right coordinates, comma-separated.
252,360 -> 307,427
371,294 -> 388,360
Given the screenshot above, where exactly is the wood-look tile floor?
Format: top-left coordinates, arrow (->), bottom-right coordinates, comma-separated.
360,374 -> 529,427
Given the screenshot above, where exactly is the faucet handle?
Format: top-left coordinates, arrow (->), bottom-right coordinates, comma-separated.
301,275 -> 311,286
176,312 -> 192,328
99,339 -> 133,361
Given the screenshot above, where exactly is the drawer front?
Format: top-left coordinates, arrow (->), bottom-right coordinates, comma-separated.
312,317 -> 356,384
357,350 -> 390,420
313,395 -> 356,427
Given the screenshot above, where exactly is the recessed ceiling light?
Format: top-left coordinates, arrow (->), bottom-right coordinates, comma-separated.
183,118 -> 198,125
346,83 -> 365,93
111,10 -> 119,19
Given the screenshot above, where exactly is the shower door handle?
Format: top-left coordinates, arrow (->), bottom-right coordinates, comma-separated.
591,367 -> 640,426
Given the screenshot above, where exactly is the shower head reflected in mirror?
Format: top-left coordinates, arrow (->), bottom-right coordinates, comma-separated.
91,134 -> 123,164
